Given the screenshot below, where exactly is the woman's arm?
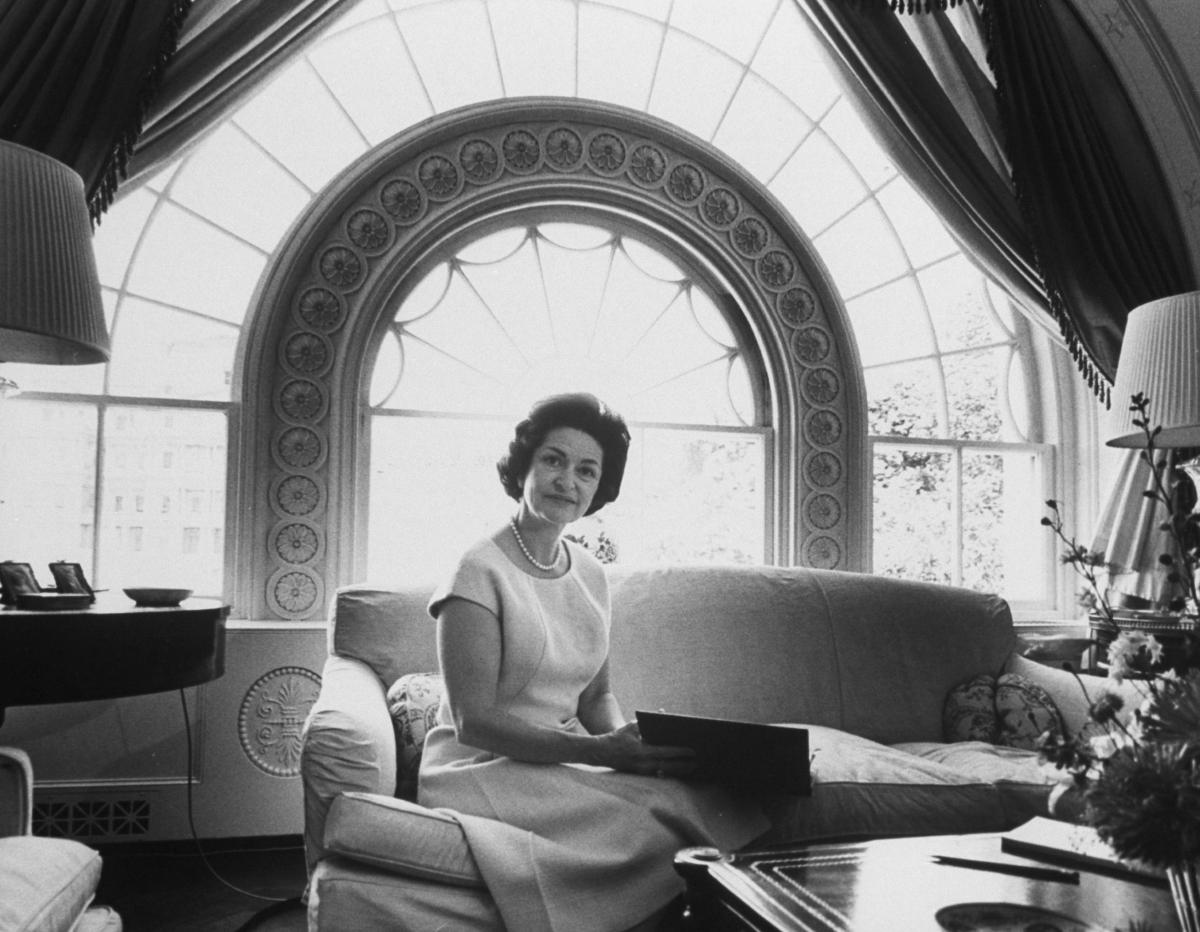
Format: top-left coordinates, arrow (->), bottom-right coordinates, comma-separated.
436,597 -> 693,775
577,658 -> 625,735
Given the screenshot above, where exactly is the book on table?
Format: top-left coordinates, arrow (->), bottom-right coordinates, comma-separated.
1000,816 -> 1165,882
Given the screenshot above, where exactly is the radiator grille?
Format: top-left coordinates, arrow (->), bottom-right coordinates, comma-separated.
33,797 -> 151,839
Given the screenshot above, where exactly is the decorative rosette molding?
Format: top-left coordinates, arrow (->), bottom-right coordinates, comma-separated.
237,666 -> 323,777
239,99 -> 866,619
271,473 -> 323,519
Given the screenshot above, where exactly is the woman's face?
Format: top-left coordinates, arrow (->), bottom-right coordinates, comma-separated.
521,426 -> 604,526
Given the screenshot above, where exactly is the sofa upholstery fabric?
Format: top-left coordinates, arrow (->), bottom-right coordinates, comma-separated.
309,856 -> 501,932
324,792 -> 483,886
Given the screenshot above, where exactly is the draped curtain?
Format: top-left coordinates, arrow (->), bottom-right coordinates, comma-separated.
798,0 -> 1195,400
0,0 -> 192,221
965,0 -> 1195,602
120,0 -> 358,193
0,0 -> 355,222
983,0 -> 1192,397
797,1 -> 1051,341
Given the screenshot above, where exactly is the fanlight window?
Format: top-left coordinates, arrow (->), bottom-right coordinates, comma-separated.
366,218 -> 768,581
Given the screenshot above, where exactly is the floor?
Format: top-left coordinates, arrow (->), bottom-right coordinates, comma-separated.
92,836 -> 309,932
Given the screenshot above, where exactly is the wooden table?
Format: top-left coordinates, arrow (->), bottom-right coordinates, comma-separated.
0,593 -> 228,725
675,832 -> 1178,931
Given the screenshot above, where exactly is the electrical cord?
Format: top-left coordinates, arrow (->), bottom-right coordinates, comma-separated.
179,687 -> 304,928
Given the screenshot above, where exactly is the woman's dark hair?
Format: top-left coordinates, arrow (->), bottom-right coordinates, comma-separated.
497,393 -> 631,515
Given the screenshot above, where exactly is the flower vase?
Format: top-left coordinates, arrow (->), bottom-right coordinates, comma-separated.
1168,861 -> 1200,932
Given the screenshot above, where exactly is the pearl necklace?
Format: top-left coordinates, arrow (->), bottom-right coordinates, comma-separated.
509,517 -> 561,572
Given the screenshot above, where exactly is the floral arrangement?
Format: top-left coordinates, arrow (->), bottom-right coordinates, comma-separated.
1038,393 -> 1200,870
564,527 -> 618,564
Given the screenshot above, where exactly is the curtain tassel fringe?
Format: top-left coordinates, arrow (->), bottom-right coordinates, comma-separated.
885,0 -> 963,12
89,0 -> 195,224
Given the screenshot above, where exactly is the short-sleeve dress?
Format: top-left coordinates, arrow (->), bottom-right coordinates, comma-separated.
418,537 -> 767,932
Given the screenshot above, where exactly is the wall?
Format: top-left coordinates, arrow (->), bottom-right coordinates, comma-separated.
7,625 -> 328,842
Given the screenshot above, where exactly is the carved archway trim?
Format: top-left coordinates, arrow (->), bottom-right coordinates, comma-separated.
235,98 -> 867,619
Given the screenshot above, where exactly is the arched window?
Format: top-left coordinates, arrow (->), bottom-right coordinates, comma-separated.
367,214 -> 768,580
0,1 -> 1067,621
234,99 -> 863,618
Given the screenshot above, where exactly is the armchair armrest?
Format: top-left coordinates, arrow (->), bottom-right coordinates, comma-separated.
323,792 -> 483,887
301,655 -> 398,874
0,746 -> 33,837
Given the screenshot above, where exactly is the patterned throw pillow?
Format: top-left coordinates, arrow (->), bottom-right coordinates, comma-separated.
942,673 -> 999,743
995,672 -> 1064,750
386,672 -> 444,800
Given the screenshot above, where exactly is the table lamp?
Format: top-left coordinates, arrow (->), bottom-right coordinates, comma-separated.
0,139 -> 109,366
1106,291 -> 1200,451
1100,291 -> 1200,610
0,140 -> 108,596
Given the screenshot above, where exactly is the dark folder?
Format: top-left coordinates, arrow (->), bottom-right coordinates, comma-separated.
636,710 -> 811,796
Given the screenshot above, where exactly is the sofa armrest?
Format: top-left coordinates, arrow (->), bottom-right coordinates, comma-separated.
0,747 -> 33,837
1002,653 -> 1148,735
301,655 -> 398,874
323,792 -> 484,888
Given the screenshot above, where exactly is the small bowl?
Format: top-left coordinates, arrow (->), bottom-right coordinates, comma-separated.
124,587 -> 193,607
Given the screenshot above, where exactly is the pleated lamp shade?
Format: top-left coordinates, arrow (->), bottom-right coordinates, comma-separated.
0,140 -> 109,364
1106,290 -> 1200,448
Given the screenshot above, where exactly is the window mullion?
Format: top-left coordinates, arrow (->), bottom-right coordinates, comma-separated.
953,446 -> 964,587
92,403 -> 106,587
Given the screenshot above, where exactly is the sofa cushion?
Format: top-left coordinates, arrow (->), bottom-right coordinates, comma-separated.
386,673 -> 443,800
0,836 -> 102,932
330,585 -> 439,687
323,791 -> 484,887
995,672 -> 1064,749
942,674 -> 999,743
896,740 -> 1047,785
941,667 -> 1068,749
754,726 -> 1012,846
896,740 -> 1054,826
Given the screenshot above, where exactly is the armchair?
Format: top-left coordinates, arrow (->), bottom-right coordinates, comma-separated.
0,747 -> 122,932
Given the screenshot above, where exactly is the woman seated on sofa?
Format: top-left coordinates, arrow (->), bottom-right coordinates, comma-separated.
418,392 -> 768,932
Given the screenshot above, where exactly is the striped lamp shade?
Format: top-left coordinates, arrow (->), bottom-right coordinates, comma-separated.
0,140 -> 108,364
1107,291 -> 1200,448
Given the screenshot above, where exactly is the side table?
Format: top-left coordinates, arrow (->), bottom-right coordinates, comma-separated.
0,593 -> 228,725
675,833 -> 1177,931
1088,609 -> 1197,675
1015,633 -> 1093,670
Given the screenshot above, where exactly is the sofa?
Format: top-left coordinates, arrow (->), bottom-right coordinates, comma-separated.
301,563 -> 1119,931
0,747 -> 123,932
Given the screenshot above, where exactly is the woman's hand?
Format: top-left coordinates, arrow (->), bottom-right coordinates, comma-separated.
595,721 -> 696,777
